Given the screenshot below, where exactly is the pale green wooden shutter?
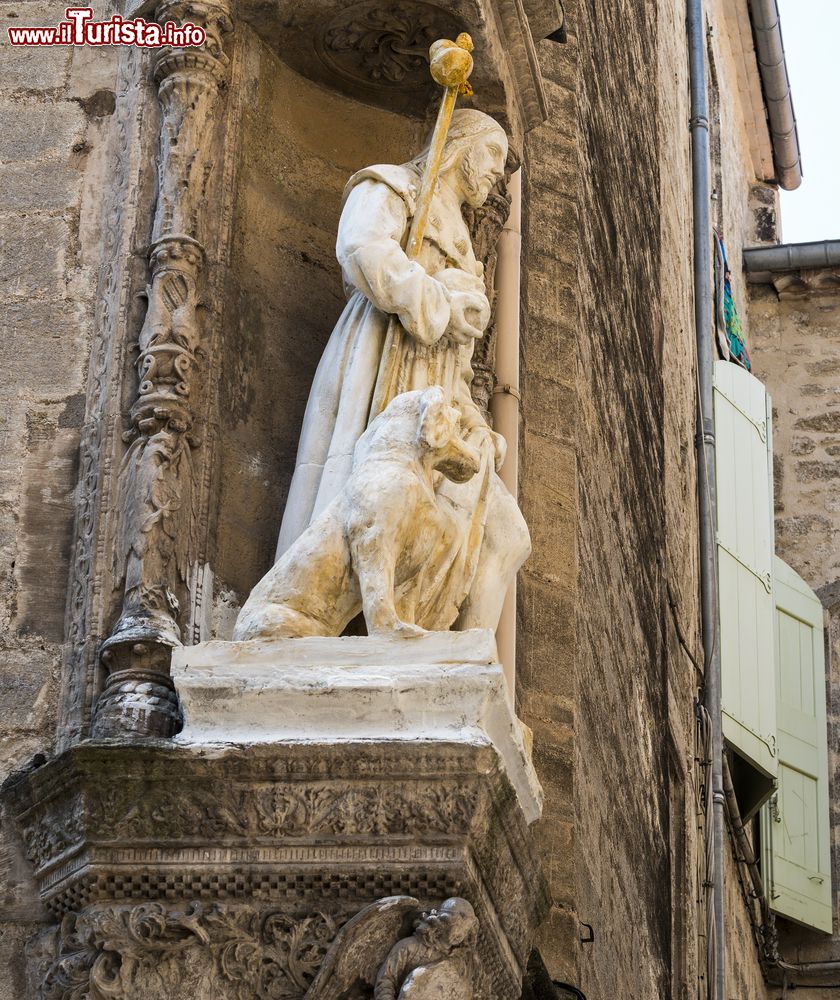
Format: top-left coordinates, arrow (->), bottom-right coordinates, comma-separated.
713,361 -> 777,795
761,556 -> 832,933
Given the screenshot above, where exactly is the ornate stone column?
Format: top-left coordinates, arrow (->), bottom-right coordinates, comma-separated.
92,0 -> 233,739
463,161 -> 516,417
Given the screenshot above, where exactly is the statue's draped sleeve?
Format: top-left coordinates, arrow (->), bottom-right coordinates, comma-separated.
337,179 -> 451,347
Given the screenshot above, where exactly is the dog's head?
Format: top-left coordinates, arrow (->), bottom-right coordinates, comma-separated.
418,387 -> 481,484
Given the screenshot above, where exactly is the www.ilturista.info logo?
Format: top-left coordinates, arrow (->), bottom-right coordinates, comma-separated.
7,7 -> 206,46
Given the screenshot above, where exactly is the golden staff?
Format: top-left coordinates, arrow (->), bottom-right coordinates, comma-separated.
370,32 -> 476,416
405,33 -> 475,259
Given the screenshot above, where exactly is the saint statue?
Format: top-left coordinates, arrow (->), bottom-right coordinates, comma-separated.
260,109 -> 529,636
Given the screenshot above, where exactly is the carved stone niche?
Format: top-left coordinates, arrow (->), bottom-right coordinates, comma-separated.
127,0 -> 558,134
5,736 -> 549,999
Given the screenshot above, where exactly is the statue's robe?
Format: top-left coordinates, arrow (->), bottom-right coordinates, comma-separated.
276,163 -> 529,632
374,935 -> 471,1000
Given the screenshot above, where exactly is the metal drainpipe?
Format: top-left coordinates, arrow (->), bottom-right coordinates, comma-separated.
777,960 -> 840,976
743,239 -> 840,276
687,2 -> 726,997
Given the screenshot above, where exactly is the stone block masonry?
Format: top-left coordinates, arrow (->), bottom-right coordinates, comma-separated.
750,286 -> 840,590
0,0 -> 121,768
0,3 -> 123,993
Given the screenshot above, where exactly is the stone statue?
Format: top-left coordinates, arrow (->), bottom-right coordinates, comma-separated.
233,387 -> 482,639
305,895 -> 478,1000
247,109 -> 529,638
373,898 -> 478,1000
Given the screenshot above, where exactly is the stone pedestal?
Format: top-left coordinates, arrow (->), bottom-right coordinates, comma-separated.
5,633 -> 548,999
173,629 -> 542,823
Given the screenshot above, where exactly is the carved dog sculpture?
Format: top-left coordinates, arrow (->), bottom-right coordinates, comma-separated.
233,386 -> 481,640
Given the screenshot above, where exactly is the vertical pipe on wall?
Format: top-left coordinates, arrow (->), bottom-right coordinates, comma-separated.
491,168 -> 522,703
686,2 -> 726,998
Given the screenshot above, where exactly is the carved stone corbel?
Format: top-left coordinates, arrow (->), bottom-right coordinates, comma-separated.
91,0 -> 233,738
5,740 -> 548,999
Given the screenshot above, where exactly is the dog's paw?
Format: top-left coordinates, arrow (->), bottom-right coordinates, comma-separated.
370,620 -> 428,639
393,621 -> 428,639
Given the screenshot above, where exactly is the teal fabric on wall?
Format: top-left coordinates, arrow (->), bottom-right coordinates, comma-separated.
714,232 -> 751,371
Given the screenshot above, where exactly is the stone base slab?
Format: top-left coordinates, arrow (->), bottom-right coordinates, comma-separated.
172,629 -> 543,824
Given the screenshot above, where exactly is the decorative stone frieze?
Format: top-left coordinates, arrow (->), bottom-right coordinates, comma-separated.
5,739 -> 549,999
34,895 -> 485,999
92,0 -> 233,740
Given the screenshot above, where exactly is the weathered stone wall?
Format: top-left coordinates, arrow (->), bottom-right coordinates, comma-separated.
0,3 -> 122,994
749,284 -> 840,988
708,0 -> 761,337
0,1 -> 121,775
519,13 -> 579,984
659,0 -> 703,992
573,0 -> 672,993
724,847 -> 769,997
750,288 -> 840,589
519,0 -> 772,995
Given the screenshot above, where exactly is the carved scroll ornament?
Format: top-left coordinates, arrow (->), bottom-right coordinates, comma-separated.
320,1 -> 463,89
37,896 -> 480,1000
39,902 -> 337,1000
92,0 -> 232,738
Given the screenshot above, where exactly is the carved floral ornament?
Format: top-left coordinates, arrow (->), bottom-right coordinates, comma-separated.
318,1 -> 465,89
36,896 -> 479,1000
37,902 -> 339,1000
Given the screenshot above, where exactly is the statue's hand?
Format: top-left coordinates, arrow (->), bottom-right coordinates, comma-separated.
446,291 -> 489,345
434,268 -> 490,345
464,423 -> 506,471
435,267 -> 486,296
490,430 -> 507,471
